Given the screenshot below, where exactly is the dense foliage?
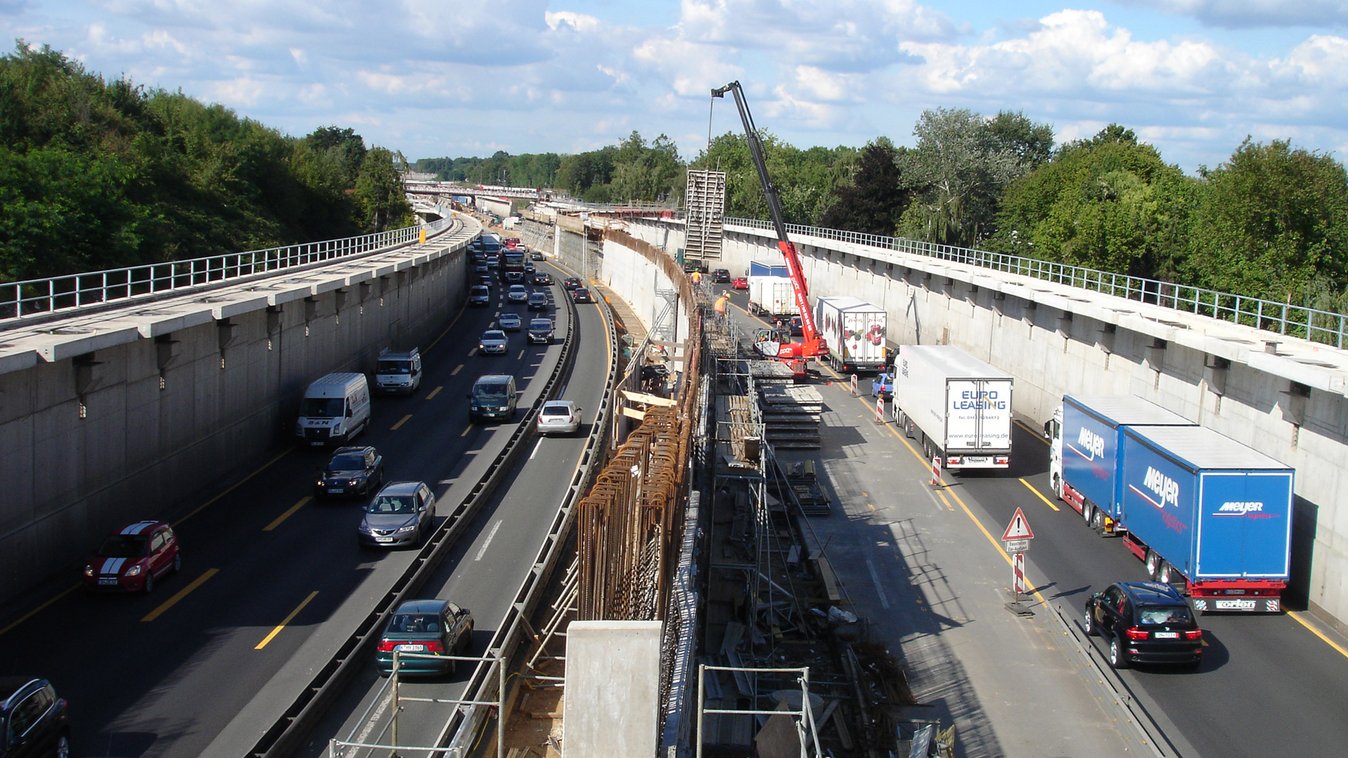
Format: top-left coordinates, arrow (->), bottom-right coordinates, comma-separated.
0,43 -> 411,283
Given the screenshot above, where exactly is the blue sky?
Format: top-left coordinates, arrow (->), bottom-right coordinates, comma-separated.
5,1 -> 1348,174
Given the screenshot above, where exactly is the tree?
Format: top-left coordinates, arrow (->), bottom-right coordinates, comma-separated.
354,147 -> 412,232
819,138 -> 912,236
896,108 -> 1047,246
1187,138 -> 1348,303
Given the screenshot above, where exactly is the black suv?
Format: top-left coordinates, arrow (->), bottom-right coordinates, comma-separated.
1,677 -> 69,758
712,268 -> 731,283
1085,581 -> 1203,669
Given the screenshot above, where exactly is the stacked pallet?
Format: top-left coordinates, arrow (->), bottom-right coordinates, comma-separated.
758,385 -> 823,449
746,359 -> 797,385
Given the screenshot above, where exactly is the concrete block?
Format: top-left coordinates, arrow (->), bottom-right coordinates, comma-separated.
562,620 -> 662,758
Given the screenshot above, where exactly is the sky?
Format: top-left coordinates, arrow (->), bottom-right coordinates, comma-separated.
5,1 -> 1348,175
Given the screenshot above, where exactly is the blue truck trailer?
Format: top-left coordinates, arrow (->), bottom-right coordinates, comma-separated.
1048,396 -> 1294,612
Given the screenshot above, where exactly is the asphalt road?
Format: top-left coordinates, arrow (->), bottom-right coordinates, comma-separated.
0,262 -> 593,758
717,280 -> 1348,757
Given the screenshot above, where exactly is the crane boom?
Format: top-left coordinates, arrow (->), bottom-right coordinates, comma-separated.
711,81 -> 827,363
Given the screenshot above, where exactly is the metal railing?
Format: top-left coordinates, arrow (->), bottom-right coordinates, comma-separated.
726,217 -> 1348,349
0,215 -> 458,325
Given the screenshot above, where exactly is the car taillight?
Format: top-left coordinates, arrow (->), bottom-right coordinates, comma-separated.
1124,626 -> 1150,641
425,640 -> 445,653
377,640 -> 399,652
1183,629 -> 1203,641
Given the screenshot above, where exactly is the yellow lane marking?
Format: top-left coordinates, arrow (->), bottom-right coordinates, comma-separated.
0,586 -> 78,637
460,425 -> 472,437
181,446 -> 293,524
255,590 -> 319,650
263,496 -> 311,532
451,364 -> 463,375
1288,611 -> 1348,658
425,385 -> 443,400
142,568 -> 219,623
391,414 -> 413,431
1016,418 -> 1050,445
934,488 -> 955,511
1019,478 -> 1060,512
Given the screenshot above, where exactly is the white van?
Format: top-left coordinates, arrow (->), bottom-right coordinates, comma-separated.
295,372 -> 372,446
374,348 -> 422,394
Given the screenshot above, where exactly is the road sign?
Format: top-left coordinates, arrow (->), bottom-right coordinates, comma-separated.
1002,507 -> 1035,541
1003,539 -> 1030,553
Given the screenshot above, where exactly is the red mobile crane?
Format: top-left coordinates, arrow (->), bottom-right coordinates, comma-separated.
711,81 -> 828,378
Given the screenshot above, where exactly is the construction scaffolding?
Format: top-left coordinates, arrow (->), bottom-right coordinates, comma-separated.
684,170 -> 726,263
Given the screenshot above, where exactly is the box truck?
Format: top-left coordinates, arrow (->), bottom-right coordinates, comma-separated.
814,296 -> 887,373
1046,396 -> 1295,612
893,345 -> 1013,471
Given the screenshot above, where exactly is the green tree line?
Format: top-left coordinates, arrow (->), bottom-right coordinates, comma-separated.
0,43 -> 412,283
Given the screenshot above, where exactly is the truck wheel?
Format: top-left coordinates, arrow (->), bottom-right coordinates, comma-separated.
1146,550 -> 1161,580
1158,561 -> 1174,584
1082,502 -> 1094,526
1108,637 -> 1128,669
1090,508 -> 1105,534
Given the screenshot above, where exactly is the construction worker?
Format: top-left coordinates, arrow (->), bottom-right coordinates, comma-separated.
714,293 -> 730,327
690,269 -> 703,288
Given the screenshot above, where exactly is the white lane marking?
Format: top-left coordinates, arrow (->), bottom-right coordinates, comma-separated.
474,520 -> 503,562
529,439 -> 543,460
867,558 -> 891,610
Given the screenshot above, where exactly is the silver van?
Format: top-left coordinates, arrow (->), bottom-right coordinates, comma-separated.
375,348 -> 422,394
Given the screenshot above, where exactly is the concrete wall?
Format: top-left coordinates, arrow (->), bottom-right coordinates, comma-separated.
597,232 -> 695,349
0,243 -> 468,604
562,620 -> 662,757
625,218 -> 1348,629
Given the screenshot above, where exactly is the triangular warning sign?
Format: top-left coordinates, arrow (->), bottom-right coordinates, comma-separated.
1002,507 -> 1035,541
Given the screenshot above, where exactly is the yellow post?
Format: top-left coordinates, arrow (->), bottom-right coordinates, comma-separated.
418,227 -> 427,245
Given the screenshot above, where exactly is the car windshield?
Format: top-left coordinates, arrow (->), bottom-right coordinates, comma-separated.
474,383 -> 509,401
300,397 -> 345,418
367,495 -> 414,514
327,453 -> 366,471
530,320 -> 551,329
483,331 -> 505,341
471,286 -> 488,296
1139,605 -> 1193,625
99,534 -> 148,558
377,360 -> 410,374
388,613 -> 440,634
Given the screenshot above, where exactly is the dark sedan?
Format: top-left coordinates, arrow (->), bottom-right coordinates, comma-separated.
562,276 -> 582,290
531,272 -> 553,285
314,445 -> 384,499
570,287 -> 594,304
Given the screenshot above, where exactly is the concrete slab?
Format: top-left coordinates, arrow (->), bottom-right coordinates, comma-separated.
562,620 -> 662,758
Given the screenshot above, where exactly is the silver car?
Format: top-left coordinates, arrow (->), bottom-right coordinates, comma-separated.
506,284 -> 529,303
358,481 -> 436,548
478,329 -> 508,355
498,312 -> 523,331
537,400 -> 582,435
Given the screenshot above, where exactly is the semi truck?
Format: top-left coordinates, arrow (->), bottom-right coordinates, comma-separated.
1046,395 -> 1295,612
814,296 -> 887,374
892,345 -> 1013,471
748,277 -> 797,318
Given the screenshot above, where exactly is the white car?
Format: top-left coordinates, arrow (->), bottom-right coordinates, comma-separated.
478,329 -> 508,355
498,312 -> 522,331
536,400 -> 582,435
506,284 -> 529,303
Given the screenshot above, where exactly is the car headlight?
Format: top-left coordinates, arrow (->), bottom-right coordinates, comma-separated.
348,478 -> 361,487
396,523 -> 418,534
316,478 -> 327,487
125,564 -> 143,576
358,520 -> 372,535
83,564 -> 94,577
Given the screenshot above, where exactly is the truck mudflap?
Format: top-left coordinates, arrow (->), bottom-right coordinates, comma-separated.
1189,581 -> 1286,613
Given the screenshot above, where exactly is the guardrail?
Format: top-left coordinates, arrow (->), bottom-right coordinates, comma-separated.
247,262 -> 580,757
725,217 -> 1348,349
0,214 -> 458,325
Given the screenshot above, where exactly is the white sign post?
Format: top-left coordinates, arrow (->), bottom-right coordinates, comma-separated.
1001,507 -> 1036,600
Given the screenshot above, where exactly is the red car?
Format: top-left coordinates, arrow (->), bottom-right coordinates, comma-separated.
83,520 -> 181,593
732,276 -> 749,290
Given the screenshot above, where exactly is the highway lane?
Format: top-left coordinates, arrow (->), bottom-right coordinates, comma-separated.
0,269 -> 573,757
718,279 -> 1348,756
293,271 -> 614,755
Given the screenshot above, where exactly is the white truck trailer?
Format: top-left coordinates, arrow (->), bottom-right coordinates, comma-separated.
814,296 -> 887,374
893,345 -> 1013,471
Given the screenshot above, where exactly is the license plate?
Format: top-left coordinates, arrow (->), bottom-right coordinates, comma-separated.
1216,599 -> 1256,610
376,537 -> 393,543
395,644 -> 425,652
329,488 -> 344,494
98,577 -> 118,586
1154,631 -> 1178,639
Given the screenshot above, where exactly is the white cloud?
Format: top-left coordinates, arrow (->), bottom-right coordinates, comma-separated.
546,10 -> 601,33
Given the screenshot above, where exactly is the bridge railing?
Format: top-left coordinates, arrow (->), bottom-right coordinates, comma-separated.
727,217 -> 1348,349
0,215 -> 457,325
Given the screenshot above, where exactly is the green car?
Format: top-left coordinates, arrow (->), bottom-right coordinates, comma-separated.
375,599 -> 475,676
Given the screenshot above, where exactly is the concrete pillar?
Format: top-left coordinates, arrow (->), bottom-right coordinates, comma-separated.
562,620 -> 662,757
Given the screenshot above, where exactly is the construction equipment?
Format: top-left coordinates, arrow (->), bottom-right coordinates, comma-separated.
711,81 -> 828,379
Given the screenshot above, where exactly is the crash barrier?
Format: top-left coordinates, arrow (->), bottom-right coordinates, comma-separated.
0,211 -> 459,325
247,266 -> 583,757
441,287 -> 621,754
